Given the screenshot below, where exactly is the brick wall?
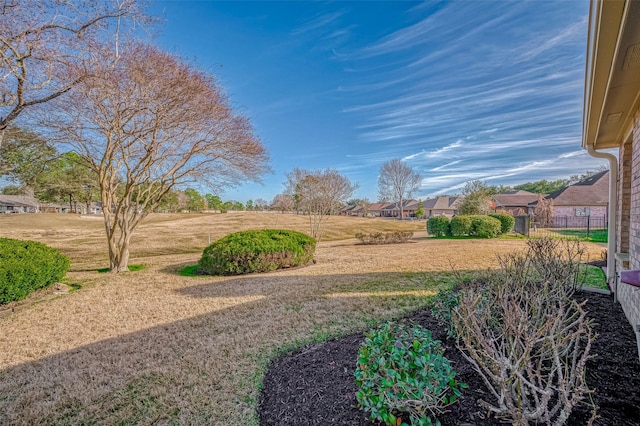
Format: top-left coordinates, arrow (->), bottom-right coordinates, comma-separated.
630,107 -> 640,269
553,206 -> 607,218
618,139 -> 632,253
622,106 -> 640,360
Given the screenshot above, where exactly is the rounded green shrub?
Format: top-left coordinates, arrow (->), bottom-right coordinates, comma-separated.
427,215 -> 450,237
355,321 -> 466,426
0,238 -> 70,305
198,229 -> 316,275
470,215 -> 502,238
489,213 -> 515,234
450,215 -> 472,236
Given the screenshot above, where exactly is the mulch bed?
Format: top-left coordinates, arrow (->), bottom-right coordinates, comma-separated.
259,292 -> 640,425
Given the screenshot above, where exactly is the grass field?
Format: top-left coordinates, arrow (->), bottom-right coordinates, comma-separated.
0,212 -> 606,425
531,227 -> 608,243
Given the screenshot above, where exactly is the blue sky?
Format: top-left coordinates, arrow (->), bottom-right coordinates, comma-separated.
153,0 -> 609,203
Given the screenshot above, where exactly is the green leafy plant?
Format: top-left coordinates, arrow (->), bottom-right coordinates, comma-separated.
449,215 -> 472,236
355,321 -> 466,426
427,216 -> 450,237
198,229 -> 316,275
488,213 -> 515,234
0,238 -> 70,304
430,291 -> 460,339
469,215 -> 502,238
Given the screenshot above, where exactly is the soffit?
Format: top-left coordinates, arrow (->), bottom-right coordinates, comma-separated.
584,0 -> 640,149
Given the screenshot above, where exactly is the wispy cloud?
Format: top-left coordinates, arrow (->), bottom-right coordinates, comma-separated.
291,10 -> 346,35
426,140 -> 464,158
430,160 -> 463,172
332,0 -> 594,200
516,17 -> 587,62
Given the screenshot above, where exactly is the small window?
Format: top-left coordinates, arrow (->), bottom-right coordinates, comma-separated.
574,207 -> 590,217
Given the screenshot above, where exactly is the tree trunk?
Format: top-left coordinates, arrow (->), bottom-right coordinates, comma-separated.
69,194 -> 73,213
102,201 -> 135,272
399,196 -> 403,220
109,241 -> 130,272
107,224 -> 132,272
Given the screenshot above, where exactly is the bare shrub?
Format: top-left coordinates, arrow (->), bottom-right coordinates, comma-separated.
355,231 -> 413,245
533,195 -> 554,227
452,238 -> 596,425
384,231 -> 413,244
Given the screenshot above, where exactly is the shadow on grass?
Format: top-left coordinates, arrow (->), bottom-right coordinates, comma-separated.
0,269 -> 470,424
161,260 -> 319,279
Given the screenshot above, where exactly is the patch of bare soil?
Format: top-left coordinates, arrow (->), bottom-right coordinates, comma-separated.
259,291 -> 640,425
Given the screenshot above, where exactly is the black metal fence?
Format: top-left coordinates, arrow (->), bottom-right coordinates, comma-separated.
514,215 -> 607,242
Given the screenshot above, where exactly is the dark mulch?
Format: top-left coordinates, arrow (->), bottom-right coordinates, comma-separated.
259,292 -> 640,425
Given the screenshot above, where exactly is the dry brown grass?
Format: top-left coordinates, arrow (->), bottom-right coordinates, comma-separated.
0,213 -> 605,425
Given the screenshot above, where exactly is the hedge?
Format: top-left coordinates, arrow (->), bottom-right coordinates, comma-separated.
427,215 -> 450,237
0,238 -> 70,305
469,215 -> 502,238
198,229 -> 316,275
450,215 -> 472,236
489,213 -> 515,234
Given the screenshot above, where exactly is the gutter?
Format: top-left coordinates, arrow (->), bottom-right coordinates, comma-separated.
586,146 -> 618,299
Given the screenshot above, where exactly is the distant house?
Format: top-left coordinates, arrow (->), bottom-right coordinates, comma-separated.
340,204 -> 367,217
381,199 -> 421,219
340,204 -> 357,216
492,190 -> 538,216
40,203 -> 65,213
0,195 -> 39,213
538,171 -> 609,226
78,202 -> 103,215
366,202 -> 394,217
422,196 -> 462,218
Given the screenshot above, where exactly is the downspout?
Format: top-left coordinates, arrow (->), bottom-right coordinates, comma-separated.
586,146 -> 618,298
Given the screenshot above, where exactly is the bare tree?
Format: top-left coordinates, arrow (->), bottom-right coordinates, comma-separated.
285,168 -> 357,242
377,159 -> 421,220
51,43 -> 269,272
271,193 -> 294,213
532,194 -> 554,227
0,0 -> 149,151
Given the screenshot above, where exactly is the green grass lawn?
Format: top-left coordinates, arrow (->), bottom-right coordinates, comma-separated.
551,229 -> 608,243
97,264 -> 145,273
579,264 -> 609,290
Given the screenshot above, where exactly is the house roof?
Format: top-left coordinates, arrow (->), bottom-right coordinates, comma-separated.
422,196 -> 461,210
382,199 -> 419,210
493,190 -> 539,207
583,0 -> 640,149
366,202 -> 393,211
544,170 -> 609,206
0,195 -> 39,207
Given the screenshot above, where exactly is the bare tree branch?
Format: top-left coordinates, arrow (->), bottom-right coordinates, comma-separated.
377,158 -> 421,220
285,168 -> 357,242
49,43 -> 270,272
0,0 -> 151,149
